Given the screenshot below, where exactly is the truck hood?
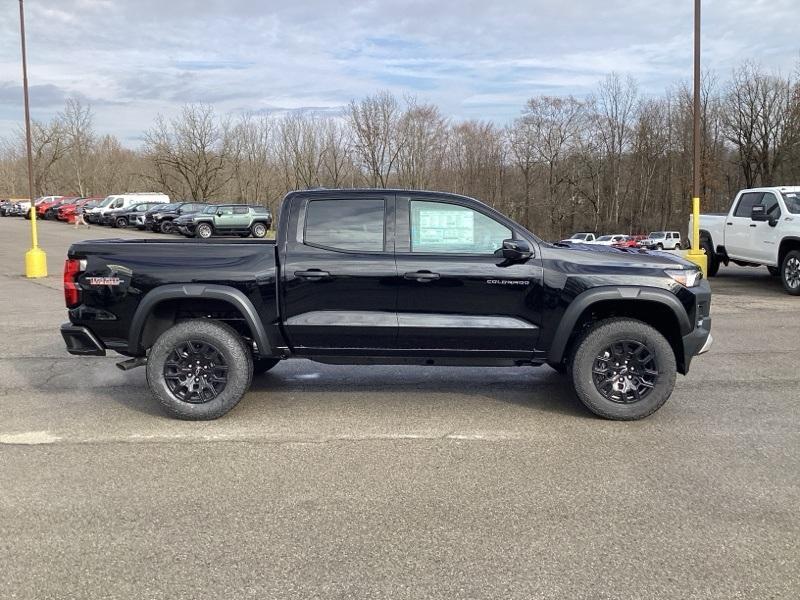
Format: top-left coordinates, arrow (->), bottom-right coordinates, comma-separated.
544,243 -> 696,270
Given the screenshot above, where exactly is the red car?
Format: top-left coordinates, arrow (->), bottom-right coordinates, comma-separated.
56,197 -> 103,221
612,235 -> 646,248
58,197 -> 103,221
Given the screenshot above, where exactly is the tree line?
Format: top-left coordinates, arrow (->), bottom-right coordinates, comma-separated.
1,61 -> 798,240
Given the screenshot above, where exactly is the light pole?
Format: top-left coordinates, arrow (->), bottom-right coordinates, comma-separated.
687,0 -> 708,274
19,0 -> 47,278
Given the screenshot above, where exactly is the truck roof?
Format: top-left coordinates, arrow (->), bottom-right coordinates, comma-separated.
740,186 -> 800,194
285,188 -> 478,202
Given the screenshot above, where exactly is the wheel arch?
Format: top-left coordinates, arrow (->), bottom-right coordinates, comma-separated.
128,284 -> 272,357
548,287 -> 691,373
778,237 -> 800,266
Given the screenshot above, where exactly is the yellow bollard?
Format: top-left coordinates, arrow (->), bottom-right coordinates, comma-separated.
25,202 -> 47,278
685,196 -> 707,276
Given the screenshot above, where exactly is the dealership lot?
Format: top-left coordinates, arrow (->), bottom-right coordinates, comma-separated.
1,217 -> 798,599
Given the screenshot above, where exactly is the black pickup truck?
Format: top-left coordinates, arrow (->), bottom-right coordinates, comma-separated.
61,189 -> 712,421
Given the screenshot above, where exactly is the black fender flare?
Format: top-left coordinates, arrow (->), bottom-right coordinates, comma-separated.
127,284 -> 271,356
547,286 -> 691,364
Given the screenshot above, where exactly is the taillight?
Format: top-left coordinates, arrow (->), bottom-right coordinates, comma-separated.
63,259 -> 82,308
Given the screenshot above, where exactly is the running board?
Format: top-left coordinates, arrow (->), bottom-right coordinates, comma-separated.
116,357 -> 147,371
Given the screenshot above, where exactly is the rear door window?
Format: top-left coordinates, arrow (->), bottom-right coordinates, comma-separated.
734,192 -> 764,217
304,198 -> 385,252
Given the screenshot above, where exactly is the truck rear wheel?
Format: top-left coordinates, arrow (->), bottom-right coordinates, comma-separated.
701,239 -> 719,277
146,319 -> 253,420
781,250 -> 800,295
571,318 -> 676,420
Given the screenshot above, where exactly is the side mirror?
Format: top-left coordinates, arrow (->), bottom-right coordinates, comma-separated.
751,205 -> 769,222
501,239 -> 532,261
217,211 -> 224,216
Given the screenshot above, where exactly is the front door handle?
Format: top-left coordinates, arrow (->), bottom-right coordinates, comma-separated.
727,222 -> 733,226
750,224 -> 757,228
295,269 -> 331,281
404,271 -> 440,282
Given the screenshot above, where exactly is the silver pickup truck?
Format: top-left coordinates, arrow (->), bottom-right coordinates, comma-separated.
690,186 -> 800,295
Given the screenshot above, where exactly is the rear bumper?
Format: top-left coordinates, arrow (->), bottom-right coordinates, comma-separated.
61,323 -> 106,356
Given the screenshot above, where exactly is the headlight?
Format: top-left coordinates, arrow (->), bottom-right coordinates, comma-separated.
665,268 -> 703,287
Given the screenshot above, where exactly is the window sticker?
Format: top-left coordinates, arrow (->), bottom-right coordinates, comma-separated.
418,209 -> 474,246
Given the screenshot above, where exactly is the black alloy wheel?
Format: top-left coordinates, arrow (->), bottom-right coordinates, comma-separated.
163,340 -> 228,404
592,340 -> 658,404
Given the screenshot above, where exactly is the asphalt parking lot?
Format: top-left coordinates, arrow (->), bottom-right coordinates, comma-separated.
1,217 -> 798,599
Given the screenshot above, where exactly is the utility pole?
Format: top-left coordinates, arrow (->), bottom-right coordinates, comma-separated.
19,0 -> 47,278
687,0 -> 708,274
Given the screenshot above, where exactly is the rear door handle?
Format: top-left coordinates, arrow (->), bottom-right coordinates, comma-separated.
750,224 -> 757,228
404,271 -> 440,282
727,222 -> 733,226
295,269 -> 331,281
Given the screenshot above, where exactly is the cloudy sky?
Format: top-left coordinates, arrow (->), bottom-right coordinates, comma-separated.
0,0 -> 797,144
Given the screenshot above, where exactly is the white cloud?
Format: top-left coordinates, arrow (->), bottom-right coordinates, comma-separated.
0,0 -> 797,143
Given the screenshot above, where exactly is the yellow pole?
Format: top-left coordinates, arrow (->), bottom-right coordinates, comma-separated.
684,0 -> 707,276
19,0 -> 47,278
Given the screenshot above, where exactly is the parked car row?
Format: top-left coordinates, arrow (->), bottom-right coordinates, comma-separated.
2,194 -> 273,239
559,231 -> 682,250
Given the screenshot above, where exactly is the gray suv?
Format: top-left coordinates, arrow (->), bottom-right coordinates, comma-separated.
178,204 -> 273,238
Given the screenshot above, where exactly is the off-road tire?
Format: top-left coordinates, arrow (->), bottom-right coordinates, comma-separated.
160,220 -> 174,234
656,243 -> 664,250
196,223 -> 214,239
780,250 -> 800,296
571,318 -> 676,420
146,319 -> 253,420
251,222 -> 267,238
701,239 -> 719,277
115,217 -> 128,229
253,357 -> 280,375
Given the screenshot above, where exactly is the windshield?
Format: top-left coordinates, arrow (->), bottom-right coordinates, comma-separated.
98,197 -> 116,207
783,192 -> 800,214
648,232 -> 665,239
596,235 -> 613,241
204,205 -> 218,214
570,233 -> 590,240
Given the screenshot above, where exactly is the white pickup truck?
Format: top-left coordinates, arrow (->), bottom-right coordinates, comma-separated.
690,186 -> 800,295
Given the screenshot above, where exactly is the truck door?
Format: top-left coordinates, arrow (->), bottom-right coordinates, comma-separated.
726,191 -> 764,261
747,191 -> 783,265
394,195 -> 543,354
281,194 -> 398,352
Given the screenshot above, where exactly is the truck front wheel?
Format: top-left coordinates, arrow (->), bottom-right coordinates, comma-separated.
781,250 -> 800,295
196,223 -> 214,239
146,319 -> 253,420
570,318 -> 676,420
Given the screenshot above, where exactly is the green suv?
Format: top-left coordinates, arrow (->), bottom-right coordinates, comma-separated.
177,204 -> 273,238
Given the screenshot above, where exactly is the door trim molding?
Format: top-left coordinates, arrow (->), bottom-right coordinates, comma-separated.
286,310 -> 537,330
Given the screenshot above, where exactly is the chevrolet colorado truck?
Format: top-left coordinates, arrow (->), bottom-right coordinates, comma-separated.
60,189 -> 712,421
690,186 -> 800,294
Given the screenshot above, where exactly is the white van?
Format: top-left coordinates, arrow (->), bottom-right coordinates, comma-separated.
86,193 -> 170,224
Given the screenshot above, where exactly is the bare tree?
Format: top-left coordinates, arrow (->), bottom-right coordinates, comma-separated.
60,98 -> 95,196
347,91 -> 404,187
396,99 -> 448,189
143,104 -> 232,200
722,62 -> 796,187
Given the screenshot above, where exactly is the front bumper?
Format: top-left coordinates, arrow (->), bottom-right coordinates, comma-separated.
61,323 -> 106,356
679,279 -> 712,373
